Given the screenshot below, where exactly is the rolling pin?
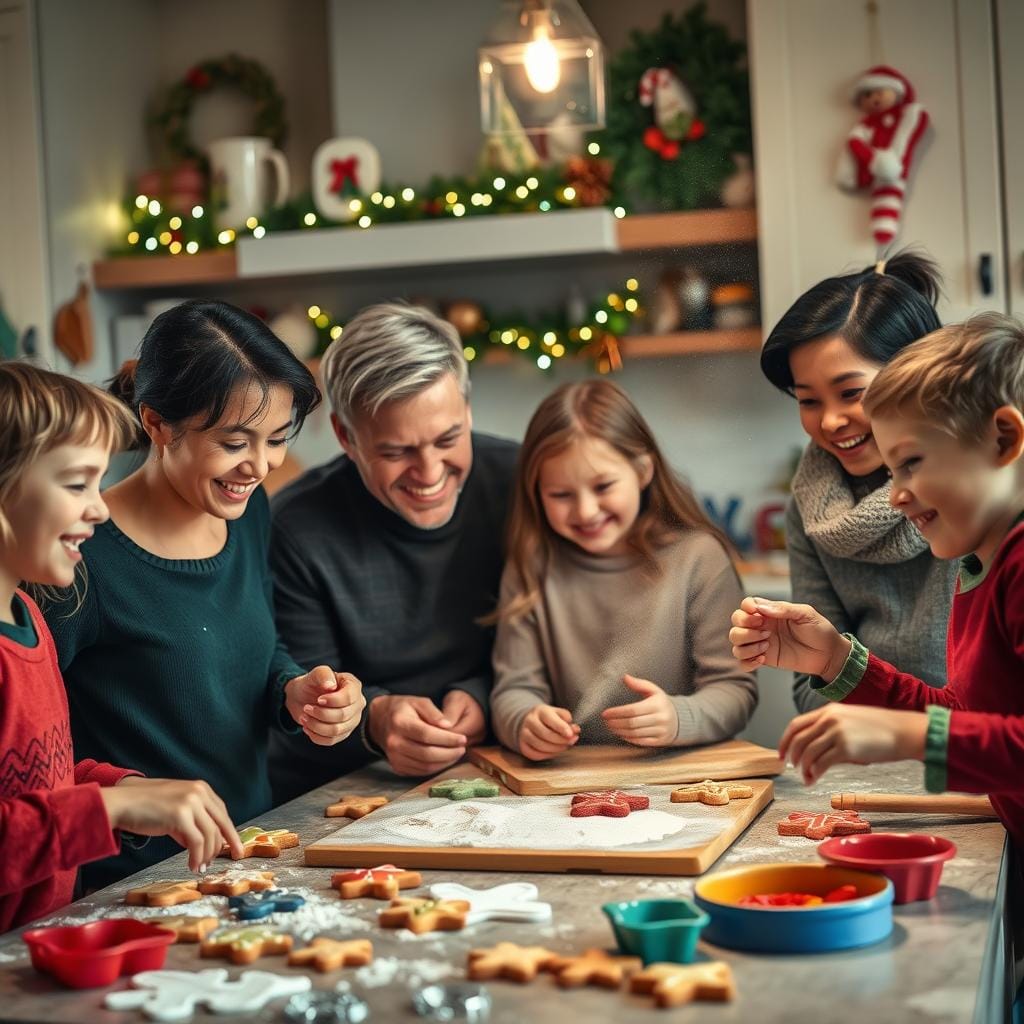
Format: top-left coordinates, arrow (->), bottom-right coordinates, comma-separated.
831,793 -> 997,817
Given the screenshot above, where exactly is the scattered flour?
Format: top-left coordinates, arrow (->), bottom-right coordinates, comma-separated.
0,947 -> 27,963
353,957 -> 458,989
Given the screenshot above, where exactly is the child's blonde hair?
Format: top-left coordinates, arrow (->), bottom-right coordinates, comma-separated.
863,312 -> 1024,441
496,379 -> 731,622
0,362 -> 136,546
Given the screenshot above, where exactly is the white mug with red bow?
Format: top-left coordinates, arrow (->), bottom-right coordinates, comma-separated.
312,138 -> 382,223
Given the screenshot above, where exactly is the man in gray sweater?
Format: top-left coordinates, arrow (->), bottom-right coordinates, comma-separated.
268,303 -> 518,801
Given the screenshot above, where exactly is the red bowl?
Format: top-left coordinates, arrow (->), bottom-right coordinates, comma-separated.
22,918 -> 175,988
817,832 -> 956,904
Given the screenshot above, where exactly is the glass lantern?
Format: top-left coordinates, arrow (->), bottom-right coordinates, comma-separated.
479,0 -> 605,135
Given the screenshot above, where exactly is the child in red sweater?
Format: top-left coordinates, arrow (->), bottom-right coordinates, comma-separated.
730,312 -> 1024,849
0,363 -> 242,932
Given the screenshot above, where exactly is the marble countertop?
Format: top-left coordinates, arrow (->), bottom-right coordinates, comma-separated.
0,759 -> 1009,1024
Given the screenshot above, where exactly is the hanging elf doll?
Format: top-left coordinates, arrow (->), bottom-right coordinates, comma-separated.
836,65 -> 929,249
638,67 -> 705,160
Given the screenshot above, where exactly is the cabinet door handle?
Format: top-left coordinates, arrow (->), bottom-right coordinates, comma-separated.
979,253 -> 993,297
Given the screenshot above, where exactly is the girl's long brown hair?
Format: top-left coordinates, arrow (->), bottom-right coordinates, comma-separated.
495,379 -> 732,622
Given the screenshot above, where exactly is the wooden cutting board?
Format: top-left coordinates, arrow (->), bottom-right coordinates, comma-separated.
468,740 -> 784,796
304,763 -> 774,876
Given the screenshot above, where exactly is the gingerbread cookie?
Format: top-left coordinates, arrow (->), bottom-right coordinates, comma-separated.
467,942 -> 559,983
124,880 -> 202,907
287,938 -> 374,973
148,916 -> 220,943
547,948 -> 642,989
569,790 -> 649,818
630,961 -> 736,1007
197,869 -> 276,896
429,778 -> 500,800
670,780 -> 754,806
778,810 -> 871,840
222,826 -> 300,860
379,897 -> 471,934
332,864 -> 422,900
228,889 -> 306,921
200,925 -> 293,965
325,795 -> 389,819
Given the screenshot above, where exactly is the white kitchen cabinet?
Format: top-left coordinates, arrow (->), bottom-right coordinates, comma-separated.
748,0 -> 1013,329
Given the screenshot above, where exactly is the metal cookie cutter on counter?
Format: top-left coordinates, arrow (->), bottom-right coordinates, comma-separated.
412,982 -> 492,1022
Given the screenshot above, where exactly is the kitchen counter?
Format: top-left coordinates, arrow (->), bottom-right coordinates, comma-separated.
0,760 -> 1010,1024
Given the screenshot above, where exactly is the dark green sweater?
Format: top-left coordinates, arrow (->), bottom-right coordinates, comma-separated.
45,487 -> 305,889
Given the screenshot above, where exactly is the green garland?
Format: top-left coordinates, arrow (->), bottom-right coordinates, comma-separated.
151,54 -> 287,163
596,4 -> 752,210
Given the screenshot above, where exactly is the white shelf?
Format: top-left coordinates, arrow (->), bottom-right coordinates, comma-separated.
235,208 -> 617,278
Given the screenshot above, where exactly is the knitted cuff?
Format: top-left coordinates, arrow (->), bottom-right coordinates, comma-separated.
923,704 -> 951,793
813,634 -> 868,702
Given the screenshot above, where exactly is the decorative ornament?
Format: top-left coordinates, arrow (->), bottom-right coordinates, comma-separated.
444,301 -> 487,339
136,162 -> 206,215
564,155 -> 613,207
710,283 -> 757,330
596,4 -> 751,209
270,306 -> 319,361
312,138 -> 382,222
151,55 -> 287,165
651,266 -> 711,334
638,67 -> 705,160
836,65 -> 928,251
720,153 -> 755,208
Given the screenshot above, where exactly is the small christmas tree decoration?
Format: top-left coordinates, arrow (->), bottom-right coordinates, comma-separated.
836,65 -> 929,250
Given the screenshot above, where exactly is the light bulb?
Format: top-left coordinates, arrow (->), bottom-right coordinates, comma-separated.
524,27 -> 560,93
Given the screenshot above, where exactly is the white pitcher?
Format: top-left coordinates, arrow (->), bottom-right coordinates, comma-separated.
207,136 -> 289,230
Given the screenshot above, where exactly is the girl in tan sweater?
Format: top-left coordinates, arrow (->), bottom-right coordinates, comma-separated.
490,380 -> 757,761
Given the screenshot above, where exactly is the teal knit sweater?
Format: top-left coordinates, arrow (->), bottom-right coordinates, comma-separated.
44,487 -> 305,888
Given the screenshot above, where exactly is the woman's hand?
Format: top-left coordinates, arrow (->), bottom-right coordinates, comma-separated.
285,667 -> 366,746
519,704 -> 579,761
729,597 -> 851,679
102,777 -> 243,871
602,675 -> 678,747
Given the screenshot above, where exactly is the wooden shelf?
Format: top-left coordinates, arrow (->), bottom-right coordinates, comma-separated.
482,327 -> 762,365
616,208 -> 758,249
91,209 -> 758,290
92,249 -> 237,289
620,326 -> 762,357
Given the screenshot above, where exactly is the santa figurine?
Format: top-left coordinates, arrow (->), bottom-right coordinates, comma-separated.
836,65 -> 929,249
638,67 -> 705,160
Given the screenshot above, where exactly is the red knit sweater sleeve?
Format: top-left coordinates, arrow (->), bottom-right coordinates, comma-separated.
0,784 -> 118,897
842,651 -> 964,712
75,759 -> 142,787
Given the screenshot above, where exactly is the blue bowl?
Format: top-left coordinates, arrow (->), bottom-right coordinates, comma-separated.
694,863 -> 893,954
602,898 -> 709,964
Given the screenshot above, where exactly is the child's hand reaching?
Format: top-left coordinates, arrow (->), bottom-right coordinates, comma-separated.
101,777 -> 243,872
519,704 -> 580,761
779,704 -> 928,785
602,675 -> 678,746
285,667 -> 366,746
729,597 -> 851,679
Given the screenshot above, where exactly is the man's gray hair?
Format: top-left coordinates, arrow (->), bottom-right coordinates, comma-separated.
321,302 -> 470,427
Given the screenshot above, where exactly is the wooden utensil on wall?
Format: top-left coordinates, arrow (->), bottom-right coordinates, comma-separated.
53,280 -> 93,365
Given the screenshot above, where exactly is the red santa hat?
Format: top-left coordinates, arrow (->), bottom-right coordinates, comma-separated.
853,65 -> 914,103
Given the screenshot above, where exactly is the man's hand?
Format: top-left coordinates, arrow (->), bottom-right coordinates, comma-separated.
102,777 -> 243,872
519,704 -> 579,761
602,675 -> 677,747
368,695 -> 468,776
442,690 -> 487,747
729,597 -> 851,679
285,667 -> 366,746
779,704 -> 928,785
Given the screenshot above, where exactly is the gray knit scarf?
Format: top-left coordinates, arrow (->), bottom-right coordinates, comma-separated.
790,442 -> 929,564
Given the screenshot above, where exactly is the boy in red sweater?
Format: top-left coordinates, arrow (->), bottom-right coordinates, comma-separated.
0,363 -> 242,932
730,312 -> 1024,849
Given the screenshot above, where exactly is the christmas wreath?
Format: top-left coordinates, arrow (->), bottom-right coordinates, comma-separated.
151,54 -> 287,163
597,4 -> 752,210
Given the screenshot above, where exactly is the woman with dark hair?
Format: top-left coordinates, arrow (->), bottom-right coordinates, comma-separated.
760,252 -> 957,714
44,300 -> 365,888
